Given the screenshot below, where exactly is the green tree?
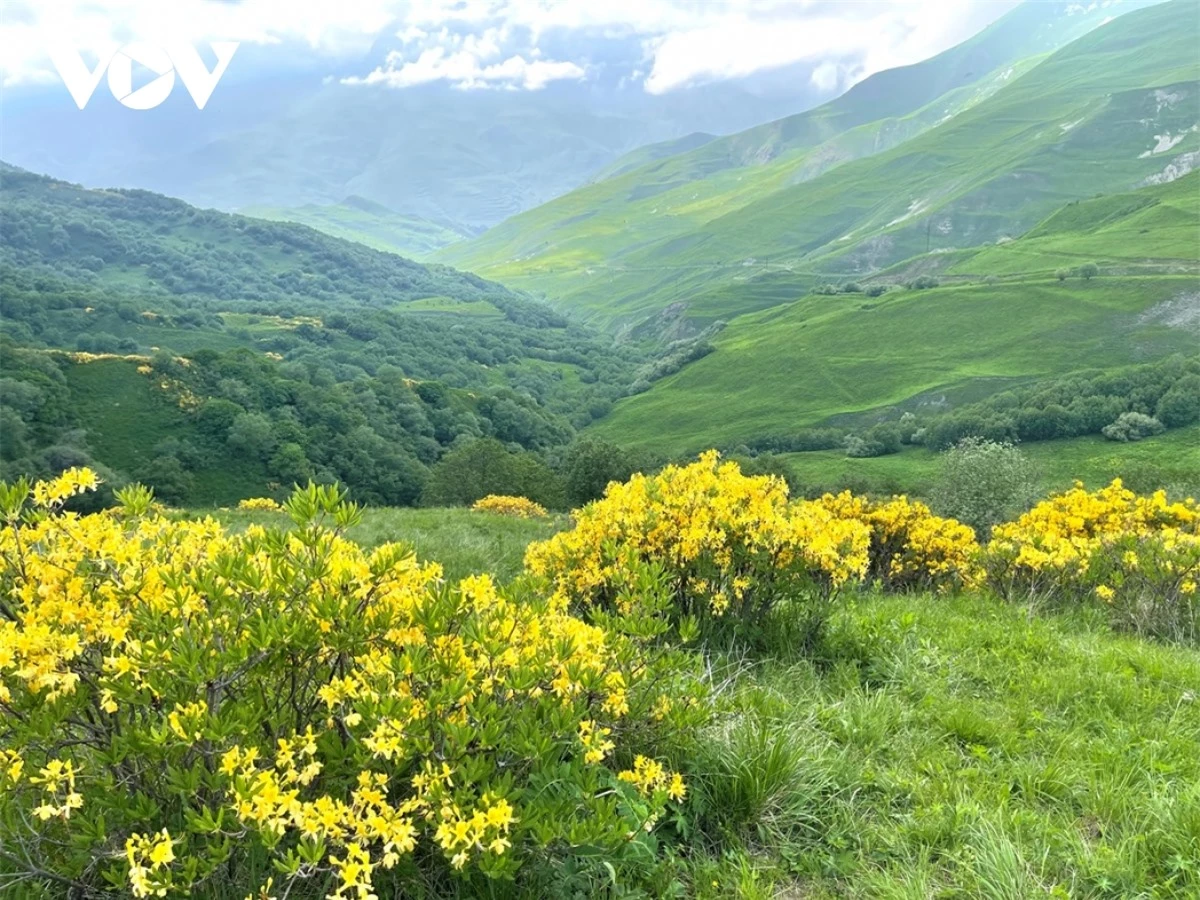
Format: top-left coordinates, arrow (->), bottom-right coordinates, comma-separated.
1155,375 -> 1200,428
933,437 -> 1038,537
562,438 -> 641,507
1080,262 -> 1099,281
423,439 -> 564,508
226,412 -> 276,460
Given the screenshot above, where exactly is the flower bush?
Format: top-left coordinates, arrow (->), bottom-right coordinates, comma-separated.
985,479 -> 1200,639
471,495 -> 549,518
525,452 -> 870,635
814,492 -> 982,592
237,496 -> 284,511
0,471 -> 704,898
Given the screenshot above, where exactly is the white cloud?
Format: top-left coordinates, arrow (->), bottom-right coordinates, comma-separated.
344,45 -> 584,90
809,61 -> 842,94
1,0 -> 1024,94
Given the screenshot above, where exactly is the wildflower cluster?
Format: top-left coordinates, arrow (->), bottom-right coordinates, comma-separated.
0,473 -> 703,897
985,479 -> 1199,638
814,492 -> 982,592
471,494 -> 549,518
237,496 -> 284,511
526,452 -> 871,631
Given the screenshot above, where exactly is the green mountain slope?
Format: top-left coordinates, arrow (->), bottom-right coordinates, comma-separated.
590,275 -> 1199,454
240,196 -> 476,259
439,0 -> 1177,327
0,166 -> 682,506
948,171 -> 1200,275
587,169 -> 1200,454
0,164 -> 505,309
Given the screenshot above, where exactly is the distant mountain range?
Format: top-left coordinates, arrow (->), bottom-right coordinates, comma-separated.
438,0 -> 1190,328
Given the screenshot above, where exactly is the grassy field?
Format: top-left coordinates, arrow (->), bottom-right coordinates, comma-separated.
193,506 -> 567,583
589,276 -> 1198,455
781,425 -> 1200,498
693,591 -> 1200,897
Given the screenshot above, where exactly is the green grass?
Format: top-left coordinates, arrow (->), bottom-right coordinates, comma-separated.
192,506 -> 566,583
397,296 -> 504,318
780,425 -> 1200,498
952,172 -> 1200,276
689,591 -> 1200,897
63,358 -> 271,504
589,276 -> 1198,454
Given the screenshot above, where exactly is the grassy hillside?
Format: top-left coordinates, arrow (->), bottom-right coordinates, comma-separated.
782,424 -> 1200,498
0,164 -> 506,309
591,275 -> 1199,454
240,196 -> 475,259
949,171 -> 1200,275
441,0 -> 1195,329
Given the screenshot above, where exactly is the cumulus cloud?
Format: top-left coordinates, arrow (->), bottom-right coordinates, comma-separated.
1,0 -> 1023,94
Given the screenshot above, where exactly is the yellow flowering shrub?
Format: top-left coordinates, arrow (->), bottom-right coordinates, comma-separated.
525,452 -> 870,634
237,496 -> 284,511
0,472 -> 704,897
814,492 -> 982,592
472,494 -> 549,518
985,480 -> 1200,639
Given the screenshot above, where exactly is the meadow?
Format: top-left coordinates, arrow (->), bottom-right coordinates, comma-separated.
779,425 -> 1200,499
3,459 -> 1198,898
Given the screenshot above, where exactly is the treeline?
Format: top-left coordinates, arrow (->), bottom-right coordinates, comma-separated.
744,355 -> 1200,458
0,342 -> 580,506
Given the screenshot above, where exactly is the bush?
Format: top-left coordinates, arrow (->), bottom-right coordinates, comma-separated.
0,473 -> 705,897
525,452 -> 870,639
932,437 -> 1039,537
1080,262 -> 1099,281
814,492 -> 981,592
1055,268 -> 1069,282
1102,411 -> 1165,442
237,496 -> 283,511
985,479 -> 1200,640
471,494 -> 548,518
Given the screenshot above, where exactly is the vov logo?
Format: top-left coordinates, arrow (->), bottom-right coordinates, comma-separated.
50,42 -> 239,110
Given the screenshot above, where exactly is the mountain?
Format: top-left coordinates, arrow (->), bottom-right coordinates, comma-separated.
0,164 -> 661,506
0,51 -> 822,233
0,163 -> 508,310
438,0 -> 1186,329
240,196 -> 478,259
586,172 -> 1200,456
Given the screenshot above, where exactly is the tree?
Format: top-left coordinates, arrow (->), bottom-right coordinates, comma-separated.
143,454 -> 194,505
1055,268 -> 1069,282
933,438 -> 1038,537
562,438 -> 640,507
422,439 -> 564,509
1080,262 -> 1099,281
226,412 -> 276,459
1155,375 -> 1200,427
269,442 -> 314,486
